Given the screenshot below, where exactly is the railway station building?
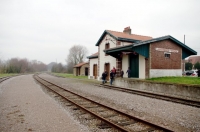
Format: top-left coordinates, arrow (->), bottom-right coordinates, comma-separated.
87,27 -> 197,80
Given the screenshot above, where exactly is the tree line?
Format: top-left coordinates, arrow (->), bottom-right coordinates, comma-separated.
185,62 -> 200,70
0,45 -> 89,74
0,58 -> 47,73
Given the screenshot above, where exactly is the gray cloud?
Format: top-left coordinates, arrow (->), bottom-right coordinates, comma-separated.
0,0 -> 199,64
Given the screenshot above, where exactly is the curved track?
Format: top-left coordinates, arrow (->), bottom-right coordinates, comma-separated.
0,76 -> 13,83
34,74 -> 172,132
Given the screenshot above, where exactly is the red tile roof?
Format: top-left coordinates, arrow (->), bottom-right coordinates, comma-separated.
106,30 -> 152,41
73,62 -> 88,68
87,52 -> 98,59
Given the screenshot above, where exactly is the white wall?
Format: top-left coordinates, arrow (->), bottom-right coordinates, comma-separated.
150,69 -> 182,78
88,58 -> 98,79
139,55 -> 145,79
122,54 -> 129,78
118,41 -> 132,46
80,64 -> 88,76
98,34 -> 117,80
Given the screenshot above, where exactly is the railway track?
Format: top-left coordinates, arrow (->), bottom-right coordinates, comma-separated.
95,84 -> 200,108
0,76 -> 14,83
34,74 -> 172,132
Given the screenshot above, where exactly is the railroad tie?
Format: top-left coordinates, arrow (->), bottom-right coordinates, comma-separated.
102,113 -> 118,118
84,105 -> 99,109
139,127 -> 157,132
98,122 -> 112,129
115,120 -> 137,126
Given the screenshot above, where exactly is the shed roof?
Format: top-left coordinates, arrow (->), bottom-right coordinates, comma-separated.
73,62 -> 88,68
95,30 -> 152,46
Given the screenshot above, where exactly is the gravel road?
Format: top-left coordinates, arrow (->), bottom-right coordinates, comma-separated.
0,74 -> 89,132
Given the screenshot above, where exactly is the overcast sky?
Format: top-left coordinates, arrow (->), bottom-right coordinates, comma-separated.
1,0 -> 200,65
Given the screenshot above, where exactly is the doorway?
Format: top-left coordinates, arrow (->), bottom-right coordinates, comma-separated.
130,54 -> 139,78
104,63 -> 110,81
85,67 -> 88,76
93,64 -> 97,79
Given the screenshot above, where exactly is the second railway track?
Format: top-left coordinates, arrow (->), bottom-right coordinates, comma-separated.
94,83 -> 200,108
34,74 -> 172,132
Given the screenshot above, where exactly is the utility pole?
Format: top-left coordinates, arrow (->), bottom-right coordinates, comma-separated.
183,35 -> 185,72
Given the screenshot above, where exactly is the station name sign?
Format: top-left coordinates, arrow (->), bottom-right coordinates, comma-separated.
155,48 -> 178,53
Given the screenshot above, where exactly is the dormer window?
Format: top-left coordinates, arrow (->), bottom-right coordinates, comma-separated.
105,43 -> 110,56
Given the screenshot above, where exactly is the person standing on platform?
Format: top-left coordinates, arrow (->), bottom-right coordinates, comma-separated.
110,70 -> 114,85
102,70 -> 107,84
126,67 -> 131,78
112,67 -> 116,77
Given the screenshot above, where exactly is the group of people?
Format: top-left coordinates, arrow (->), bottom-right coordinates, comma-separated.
102,67 -> 131,85
102,67 -> 200,85
101,67 -> 116,85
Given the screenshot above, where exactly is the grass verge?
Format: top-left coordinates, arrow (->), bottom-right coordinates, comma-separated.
147,76 -> 200,85
52,73 -> 200,85
52,73 -> 88,79
0,73 -> 18,78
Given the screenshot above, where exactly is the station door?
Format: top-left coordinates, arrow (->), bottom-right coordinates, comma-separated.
130,54 -> 139,78
104,63 -> 110,81
93,64 -> 97,79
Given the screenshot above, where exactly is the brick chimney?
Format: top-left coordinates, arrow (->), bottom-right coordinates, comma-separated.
123,26 -> 131,34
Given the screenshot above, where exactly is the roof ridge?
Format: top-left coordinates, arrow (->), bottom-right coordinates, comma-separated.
106,30 -> 152,38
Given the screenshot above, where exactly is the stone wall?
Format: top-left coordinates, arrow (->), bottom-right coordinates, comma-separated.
115,78 -> 200,102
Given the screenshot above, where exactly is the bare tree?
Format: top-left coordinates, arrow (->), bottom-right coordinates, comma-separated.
66,45 -> 88,73
19,58 -> 29,73
30,60 -> 47,72
51,63 -> 66,73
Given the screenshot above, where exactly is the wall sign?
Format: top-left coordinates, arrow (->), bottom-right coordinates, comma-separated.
155,48 -> 178,53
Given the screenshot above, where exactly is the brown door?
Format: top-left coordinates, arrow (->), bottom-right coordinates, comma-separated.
85,67 -> 88,76
104,63 -> 110,81
93,64 -> 97,79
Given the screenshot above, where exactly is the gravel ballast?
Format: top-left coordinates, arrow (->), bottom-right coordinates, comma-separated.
40,73 -> 200,132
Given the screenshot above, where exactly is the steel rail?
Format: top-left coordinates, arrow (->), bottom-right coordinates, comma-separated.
34,75 -> 129,131
34,74 -> 173,132
0,76 -> 16,83
96,84 -> 200,108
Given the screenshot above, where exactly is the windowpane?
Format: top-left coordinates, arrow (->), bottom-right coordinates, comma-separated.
105,43 -> 110,56
164,52 -> 170,58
